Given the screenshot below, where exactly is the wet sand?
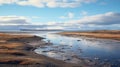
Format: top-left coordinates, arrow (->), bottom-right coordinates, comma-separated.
58,30 -> 120,40
0,33 -> 80,67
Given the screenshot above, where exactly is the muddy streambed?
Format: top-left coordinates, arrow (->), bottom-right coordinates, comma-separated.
34,33 -> 120,66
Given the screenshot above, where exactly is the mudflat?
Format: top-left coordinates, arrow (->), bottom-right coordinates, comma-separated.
58,30 -> 120,40
0,33 -> 80,67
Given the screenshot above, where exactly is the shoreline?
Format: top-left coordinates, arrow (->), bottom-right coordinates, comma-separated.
0,33 -> 80,67
58,30 -> 120,41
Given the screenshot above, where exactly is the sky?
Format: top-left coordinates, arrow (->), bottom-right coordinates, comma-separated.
0,0 -> 120,30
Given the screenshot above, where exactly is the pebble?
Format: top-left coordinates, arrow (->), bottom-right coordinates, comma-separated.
77,40 -> 81,41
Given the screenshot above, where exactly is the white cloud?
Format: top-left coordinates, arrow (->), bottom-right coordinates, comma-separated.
45,21 -> 57,25
45,26 -> 64,30
17,0 -> 45,8
81,10 -> 88,16
0,12 -> 120,30
0,0 -> 17,5
67,12 -> 120,25
50,12 -> 120,30
60,12 -> 74,19
68,12 -> 74,18
0,0 -> 97,8
0,16 -> 30,25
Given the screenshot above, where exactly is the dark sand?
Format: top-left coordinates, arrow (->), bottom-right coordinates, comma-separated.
0,33 -> 81,67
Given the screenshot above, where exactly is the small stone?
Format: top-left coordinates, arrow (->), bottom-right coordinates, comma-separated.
42,51 -> 48,52
66,58 -> 71,61
77,40 -> 81,41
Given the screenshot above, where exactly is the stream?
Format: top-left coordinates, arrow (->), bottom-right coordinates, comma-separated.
34,32 -> 120,66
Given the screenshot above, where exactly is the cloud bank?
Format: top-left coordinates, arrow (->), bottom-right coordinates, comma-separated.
46,12 -> 120,30
75,12 -> 120,25
0,16 -> 29,25
0,0 -> 97,8
60,12 -> 74,19
0,12 -> 120,30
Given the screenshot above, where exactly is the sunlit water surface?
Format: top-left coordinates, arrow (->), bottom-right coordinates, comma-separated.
34,32 -> 120,66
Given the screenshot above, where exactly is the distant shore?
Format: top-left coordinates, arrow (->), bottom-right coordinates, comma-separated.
0,33 -> 79,67
58,30 -> 120,41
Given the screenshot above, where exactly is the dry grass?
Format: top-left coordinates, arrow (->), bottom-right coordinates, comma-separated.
0,33 -> 40,65
0,57 -> 40,65
0,33 -> 33,40
59,30 -> 120,40
0,43 -> 23,49
0,33 -> 33,37
0,33 -> 80,67
0,40 -> 6,43
0,49 -> 26,56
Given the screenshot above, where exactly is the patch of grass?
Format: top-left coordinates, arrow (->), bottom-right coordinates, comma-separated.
0,57 -> 40,65
59,30 -> 120,40
0,49 -> 26,56
0,43 -> 23,49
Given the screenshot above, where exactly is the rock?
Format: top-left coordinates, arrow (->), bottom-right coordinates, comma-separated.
66,58 -> 71,61
42,51 -> 49,52
77,40 -> 81,41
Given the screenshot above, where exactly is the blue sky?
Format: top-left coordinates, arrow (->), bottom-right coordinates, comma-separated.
0,0 -> 120,30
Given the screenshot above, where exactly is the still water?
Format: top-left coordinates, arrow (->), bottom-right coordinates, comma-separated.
34,32 -> 120,66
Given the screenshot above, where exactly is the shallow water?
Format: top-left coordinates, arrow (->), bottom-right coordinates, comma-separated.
35,33 -> 120,66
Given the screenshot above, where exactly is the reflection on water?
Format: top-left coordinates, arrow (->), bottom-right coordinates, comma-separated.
35,33 -> 120,66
